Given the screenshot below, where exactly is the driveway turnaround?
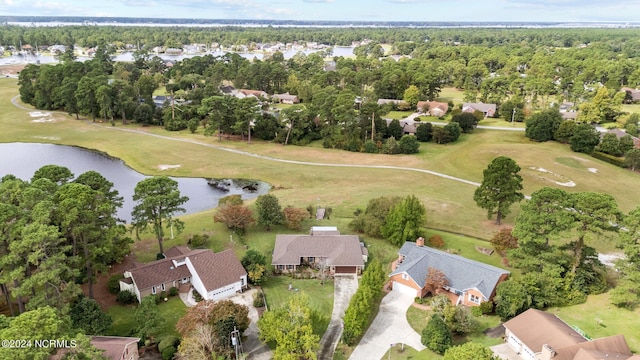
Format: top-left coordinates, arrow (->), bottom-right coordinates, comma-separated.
349,290 -> 425,360
318,274 -> 359,360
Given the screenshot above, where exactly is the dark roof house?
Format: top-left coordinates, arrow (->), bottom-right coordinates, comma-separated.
463,102 -> 497,117
389,239 -> 509,305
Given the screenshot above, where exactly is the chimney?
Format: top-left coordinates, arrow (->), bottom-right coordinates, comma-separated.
416,237 -> 425,247
541,344 -> 556,360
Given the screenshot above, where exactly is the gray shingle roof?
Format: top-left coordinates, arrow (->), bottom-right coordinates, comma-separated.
272,233 -> 364,267
390,242 -> 509,300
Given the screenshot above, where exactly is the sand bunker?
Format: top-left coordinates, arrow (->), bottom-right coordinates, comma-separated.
529,166 -> 576,187
30,111 -> 54,122
588,168 -> 598,173
158,164 -> 181,171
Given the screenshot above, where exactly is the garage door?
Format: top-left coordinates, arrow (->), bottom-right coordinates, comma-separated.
392,281 -> 418,297
335,266 -> 357,274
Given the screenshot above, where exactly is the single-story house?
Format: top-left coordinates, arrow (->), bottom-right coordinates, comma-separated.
377,99 -> 410,108
504,309 -> 639,360
558,102 -> 575,112
561,111 -> 578,120
621,87 -> 640,103
120,246 -> 247,303
237,89 -> 269,100
384,118 -> 419,135
603,128 -> 640,148
389,238 -> 510,305
417,101 -> 449,117
272,226 -> 367,275
272,92 -> 300,104
462,102 -> 497,118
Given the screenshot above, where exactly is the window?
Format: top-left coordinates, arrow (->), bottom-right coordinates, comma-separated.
469,293 -> 481,304
287,265 -> 294,270
151,286 -> 157,295
278,265 -> 284,270
402,273 -> 408,280
241,277 -> 245,286
161,283 -> 166,291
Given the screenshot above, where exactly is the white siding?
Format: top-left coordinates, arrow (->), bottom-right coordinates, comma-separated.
185,258 -> 208,300
207,281 -> 242,301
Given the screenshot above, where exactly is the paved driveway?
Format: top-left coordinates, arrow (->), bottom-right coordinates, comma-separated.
349,290 -> 425,360
491,343 -> 521,360
229,289 -> 273,360
318,275 -> 359,360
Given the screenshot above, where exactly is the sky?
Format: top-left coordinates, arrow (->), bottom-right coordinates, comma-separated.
1,0 -> 640,23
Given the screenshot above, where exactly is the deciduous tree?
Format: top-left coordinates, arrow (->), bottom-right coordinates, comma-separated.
491,228 -> 519,257
473,156 -> 524,225
213,204 -> 254,234
424,267 -> 448,296
382,195 -> 426,246
570,123 -> 600,153
443,342 -> 497,360
258,293 -> 319,360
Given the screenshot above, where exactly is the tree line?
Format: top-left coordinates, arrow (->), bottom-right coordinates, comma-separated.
17,26 -> 640,154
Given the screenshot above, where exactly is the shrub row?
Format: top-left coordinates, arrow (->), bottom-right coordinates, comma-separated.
591,151 -> 625,167
341,260 -> 386,346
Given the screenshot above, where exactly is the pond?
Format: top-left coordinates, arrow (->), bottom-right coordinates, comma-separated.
0,142 -> 270,222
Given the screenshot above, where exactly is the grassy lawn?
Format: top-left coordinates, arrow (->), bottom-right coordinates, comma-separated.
437,88 -> 463,104
386,110 -> 415,119
107,296 -> 186,338
549,292 -> 640,353
404,304 -> 502,360
261,276 -> 334,335
477,117 -> 525,128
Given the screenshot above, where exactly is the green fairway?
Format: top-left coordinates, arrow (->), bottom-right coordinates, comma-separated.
2,77 -> 639,244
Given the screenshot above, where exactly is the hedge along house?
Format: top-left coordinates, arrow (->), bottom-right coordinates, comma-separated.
120,246 -> 247,303
389,237 -> 509,305
271,226 -> 367,275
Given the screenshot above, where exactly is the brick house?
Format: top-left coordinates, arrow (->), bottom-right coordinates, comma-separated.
389,238 -> 509,305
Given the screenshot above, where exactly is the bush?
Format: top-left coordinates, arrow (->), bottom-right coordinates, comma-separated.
193,290 -> 203,302
471,306 -> 483,317
108,275 -> 123,295
188,234 -> 210,248
116,290 -> 136,305
591,151 -> 625,167
428,234 -> 445,248
169,287 -> 179,297
162,346 -> 177,360
157,336 -> 178,353
253,291 -> 265,308
479,300 -> 494,315
398,135 -> 420,154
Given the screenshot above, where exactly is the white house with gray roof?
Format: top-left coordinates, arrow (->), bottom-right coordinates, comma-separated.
389,238 -> 509,305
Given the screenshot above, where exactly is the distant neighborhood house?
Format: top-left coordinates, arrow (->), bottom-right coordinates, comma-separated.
272,92 -> 300,104
462,102 -> 497,118
272,226 -> 367,275
389,238 -> 510,306
503,308 -> 639,360
377,98 -> 410,109
602,128 -> 640,148
120,246 -> 247,303
417,101 -> 449,117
